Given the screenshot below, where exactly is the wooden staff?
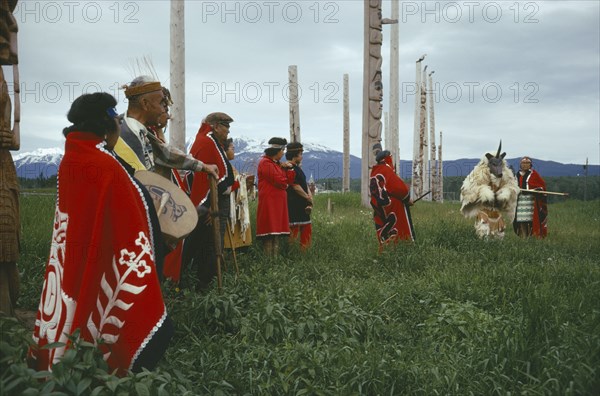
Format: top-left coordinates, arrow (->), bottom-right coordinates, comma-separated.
226,222 -> 239,278
209,177 -> 223,290
520,189 -> 569,197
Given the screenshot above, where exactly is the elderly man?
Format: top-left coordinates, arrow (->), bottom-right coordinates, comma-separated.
184,112 -> 236,289
114,76 -> 218,179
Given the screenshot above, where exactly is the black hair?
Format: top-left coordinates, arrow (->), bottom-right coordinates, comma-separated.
63,92 -> 118,138
265,137 -> 287,157
225,138 -> 234,149
285,142 -> 303,161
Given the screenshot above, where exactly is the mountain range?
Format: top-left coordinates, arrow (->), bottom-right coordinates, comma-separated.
12,136 -> 598,180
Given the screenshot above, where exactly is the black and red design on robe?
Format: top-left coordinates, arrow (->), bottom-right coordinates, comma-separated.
369,157 -> 415,249
29,132 -> 171,376
256,156 -> 295,237
514,168 -> 548,238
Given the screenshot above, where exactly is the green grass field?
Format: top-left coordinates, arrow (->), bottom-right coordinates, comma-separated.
2,193 -> 599,395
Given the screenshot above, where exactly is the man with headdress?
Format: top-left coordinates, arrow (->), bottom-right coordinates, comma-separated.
370,144 -> 415,250
0,0 -> 20,316
285,142 -> 313,250
183,112 -> 236,289
115,76 -> 218,179
513,156 -> 548,238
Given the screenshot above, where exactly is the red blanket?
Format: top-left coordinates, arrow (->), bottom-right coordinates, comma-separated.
29,132 -> 168,375
256,156 -> 295,237
189,128 -> 228,207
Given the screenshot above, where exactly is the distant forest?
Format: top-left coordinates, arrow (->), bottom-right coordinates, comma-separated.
19,175 -> 600,202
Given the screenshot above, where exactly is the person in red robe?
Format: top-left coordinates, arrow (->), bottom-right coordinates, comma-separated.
369,149 -> 415,250
256,137 -> 295,256
29,93 -> 172,376
513,156 -> 548,238
184,112 -> 235,289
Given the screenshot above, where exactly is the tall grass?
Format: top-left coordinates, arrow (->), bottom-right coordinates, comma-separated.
3,193 -> 599,395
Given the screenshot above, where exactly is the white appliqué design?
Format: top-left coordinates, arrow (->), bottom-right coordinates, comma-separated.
34,208 -> 76,367
87,232 -> 152,358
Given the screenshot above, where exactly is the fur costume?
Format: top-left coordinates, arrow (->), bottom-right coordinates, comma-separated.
460,149 -> 519,239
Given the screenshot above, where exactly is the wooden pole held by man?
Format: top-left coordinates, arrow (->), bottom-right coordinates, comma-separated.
209,177 -> 223,290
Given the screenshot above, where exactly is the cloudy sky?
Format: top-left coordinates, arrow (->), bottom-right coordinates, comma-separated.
6,0 -> 600,164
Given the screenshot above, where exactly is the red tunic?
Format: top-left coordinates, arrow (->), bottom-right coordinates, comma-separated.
256,156 -> 295,237
515,169 -> 548,238
370,157 -> 415,248
29,132 -> 168,375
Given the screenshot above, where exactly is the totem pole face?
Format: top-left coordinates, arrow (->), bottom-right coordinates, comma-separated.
0,0 -> 18,65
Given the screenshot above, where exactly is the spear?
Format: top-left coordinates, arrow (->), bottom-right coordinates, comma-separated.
413,190 -> 431,203
519,189 -> 569,197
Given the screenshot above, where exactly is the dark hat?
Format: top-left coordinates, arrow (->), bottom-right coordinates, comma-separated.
205,112 -> 234,125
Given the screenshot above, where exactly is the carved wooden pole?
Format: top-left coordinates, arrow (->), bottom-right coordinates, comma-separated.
437,131 -> 444,202
170,0 -> 185,151
289,65 -> 301,143
343,74 -> 350,193
421,65 -> 430,201
389,0 -> 400,173
411,55 -> 425,199
0,0 -> 20,317
428,71 -> 437,201
361,0 -> 397,207
384,111 -> 390,151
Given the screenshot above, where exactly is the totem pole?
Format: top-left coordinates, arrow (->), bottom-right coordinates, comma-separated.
411,55 -> 425,200
289,65 -> 301,143
0,0 -> 21,316
170,0 -> 185,151
361,0 -> 397,207
428,70 -> 437,201
437,131 -> 444,202
389,0 -> 400,173
420,65 -> 430,200
342,74 -> 350,193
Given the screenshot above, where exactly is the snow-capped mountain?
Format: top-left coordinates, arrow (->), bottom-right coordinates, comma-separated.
13,137 -> 362,180
225,136 -> 361,180
13,148 -> 64,179
12,138 -> 595,180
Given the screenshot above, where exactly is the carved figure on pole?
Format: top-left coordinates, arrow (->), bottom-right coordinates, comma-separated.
428,70 -> 437,201
361,0 -> 397,207
411,55 -> 425,200
0,0 -> 20,317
